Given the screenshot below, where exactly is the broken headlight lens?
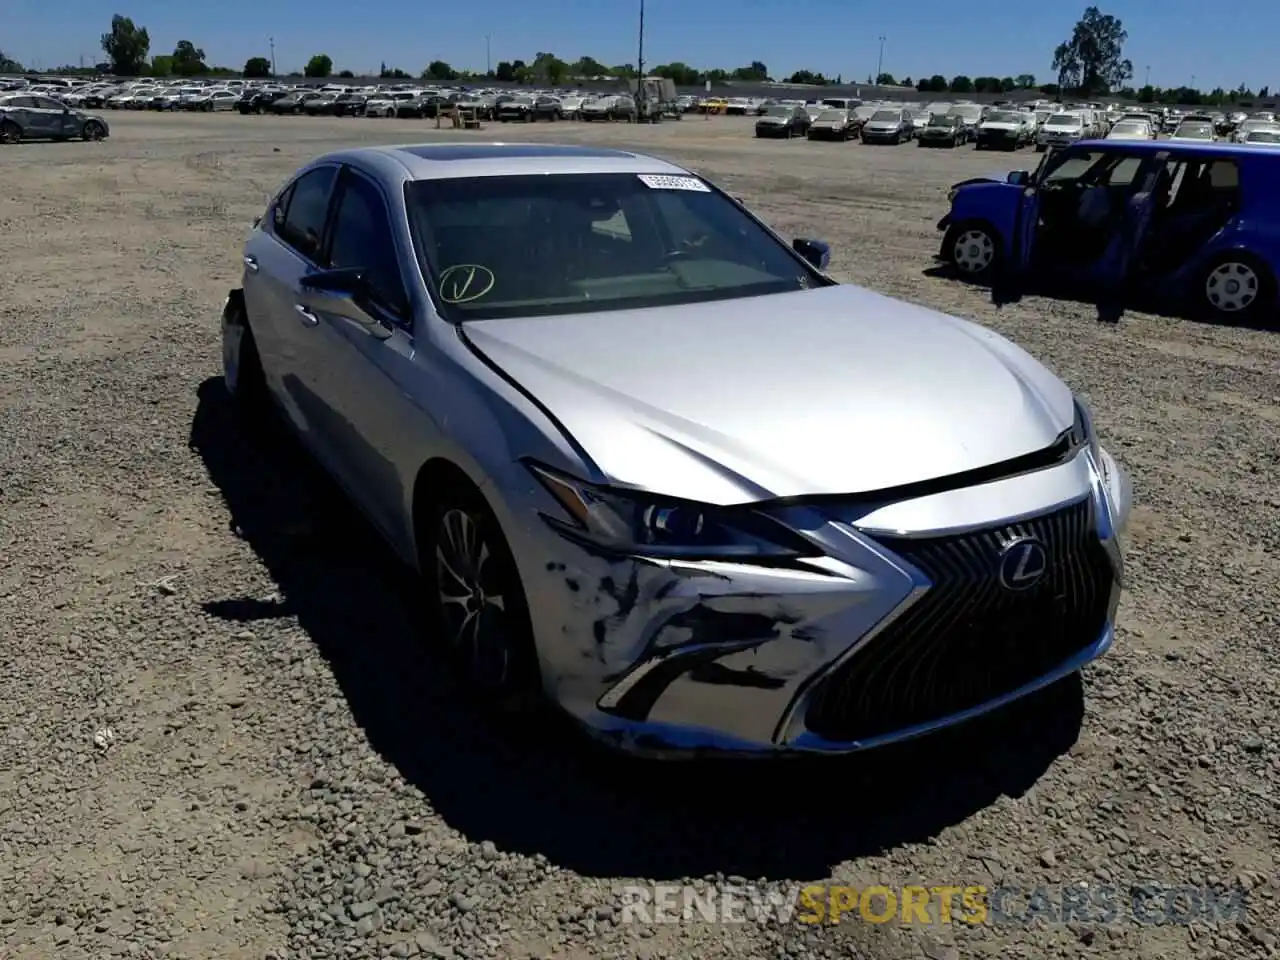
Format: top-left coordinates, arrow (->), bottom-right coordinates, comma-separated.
527,463 -> 816,560
1069,397 -> 1101,463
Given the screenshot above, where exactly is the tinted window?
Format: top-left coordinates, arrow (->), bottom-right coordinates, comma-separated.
34,97 -> 66,110
327,172 -> 408,317
406,173 -> 823,321
278,167 -> 336,261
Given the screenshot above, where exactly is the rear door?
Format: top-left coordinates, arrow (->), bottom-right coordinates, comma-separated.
243,164 -> 340,442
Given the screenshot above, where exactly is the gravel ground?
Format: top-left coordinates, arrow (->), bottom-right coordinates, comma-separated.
1,111 -> 1277,960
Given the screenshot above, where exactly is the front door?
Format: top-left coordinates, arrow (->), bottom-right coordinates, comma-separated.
296,166 -> 423,547
1094,151 -> 1167,287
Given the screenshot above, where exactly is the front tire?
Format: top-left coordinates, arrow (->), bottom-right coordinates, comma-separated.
944,222 -> 1001,280
0,119 -> 21,144
424,486 -> 542,713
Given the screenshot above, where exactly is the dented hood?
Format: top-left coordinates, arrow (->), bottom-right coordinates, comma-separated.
462,284 -> 1074,504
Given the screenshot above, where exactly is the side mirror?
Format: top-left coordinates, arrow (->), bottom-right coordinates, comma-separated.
298,268 -> 392,339
793,238 -> 832,271
1007,170 -> 1030,186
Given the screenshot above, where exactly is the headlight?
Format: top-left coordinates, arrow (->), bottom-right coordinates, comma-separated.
1069,397 -> 1102,463
527,462 -> 817,560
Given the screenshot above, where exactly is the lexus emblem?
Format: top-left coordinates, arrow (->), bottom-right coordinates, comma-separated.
997,536 -> 1048,590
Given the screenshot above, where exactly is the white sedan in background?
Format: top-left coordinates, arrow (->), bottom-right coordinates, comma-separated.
1105,119 -> 1154,141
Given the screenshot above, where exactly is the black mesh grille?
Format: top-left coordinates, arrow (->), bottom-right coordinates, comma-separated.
805,498 -> 1115,743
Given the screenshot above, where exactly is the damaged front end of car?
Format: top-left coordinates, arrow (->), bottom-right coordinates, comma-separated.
515,431 -> 1129,758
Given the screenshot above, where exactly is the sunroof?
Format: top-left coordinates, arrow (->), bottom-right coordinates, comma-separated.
394,143 -> 634,161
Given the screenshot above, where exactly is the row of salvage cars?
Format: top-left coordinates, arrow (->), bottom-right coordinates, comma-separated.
90,81 -> 642,123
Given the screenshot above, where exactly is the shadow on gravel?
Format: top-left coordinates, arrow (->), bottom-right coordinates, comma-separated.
922,262 -> 1279,330
191,376 -> 1084,882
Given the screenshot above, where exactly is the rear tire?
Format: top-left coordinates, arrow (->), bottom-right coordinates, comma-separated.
0,119 -> 20,144
1198,253 -> 1276,325
222,298 -> 269,422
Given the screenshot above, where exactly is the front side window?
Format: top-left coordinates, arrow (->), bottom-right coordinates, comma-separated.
406,173 -> 826,321
277,166 -> 337,261
327,172 -> 409,318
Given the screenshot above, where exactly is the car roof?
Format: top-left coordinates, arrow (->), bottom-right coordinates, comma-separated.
316,142 -> 690,181
1076,139 -> 1262,159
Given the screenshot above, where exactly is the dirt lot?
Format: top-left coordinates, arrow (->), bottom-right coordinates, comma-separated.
1,111 -> 1277,960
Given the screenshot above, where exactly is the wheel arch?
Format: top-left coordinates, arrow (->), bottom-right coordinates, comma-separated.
410,457 -> 496,569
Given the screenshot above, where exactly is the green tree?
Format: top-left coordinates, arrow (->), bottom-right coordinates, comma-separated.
149,54 -> 173,76
304,54 -> 332,78
532,51 -> 567,84
171,40 -> 207,76
243,56 -> 272,78
1052,6 -> 1132,95
101,14 -> 150,76
653,62 -> 700,86
380,64 -> 410,78
424,60 -> 456,81
337,69 -> 354,78
876,73 -> 895,85
1000,76 -> 1016,92
494,60 -> 514,81
1015,73 -> 1036,89
949,75 -> 972,93
731,61 -> 768,81
785,70 -> 827,85
0,51 -> 24,72
570,56 -> 606,78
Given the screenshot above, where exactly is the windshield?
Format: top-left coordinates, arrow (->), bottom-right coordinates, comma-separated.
405,173 -> 823,322
1246,129 -> 1280,142
870,110 -> 899,121
816,110 -> 846,121
1110,121 -> 1145,134
1175,122 -> 1212,137
929,114 -> 958,126
1046,114 -> 1080,127
948,105 -> 982,119
985,111 -> 1017,123
853,105 -> 878,119
764,105 -> 791,117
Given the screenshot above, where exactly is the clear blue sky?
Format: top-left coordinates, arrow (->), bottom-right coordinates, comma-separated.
5,0 -> 1276,91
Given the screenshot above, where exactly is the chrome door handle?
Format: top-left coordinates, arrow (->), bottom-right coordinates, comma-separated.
294,304 -> 319,327
242,255 -> 259,273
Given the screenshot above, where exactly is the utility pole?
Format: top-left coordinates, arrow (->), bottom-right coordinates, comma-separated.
485,34 -> 491,75
636,0 -> 647,116
269,37 -> 276,76
876,36 -> 885,84
1143,64 -> 1150,87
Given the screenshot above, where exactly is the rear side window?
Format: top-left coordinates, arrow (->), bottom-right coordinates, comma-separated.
277,166 -> 336,261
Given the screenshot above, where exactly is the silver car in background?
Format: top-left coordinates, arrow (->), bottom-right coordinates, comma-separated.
221,143 -> 1132,756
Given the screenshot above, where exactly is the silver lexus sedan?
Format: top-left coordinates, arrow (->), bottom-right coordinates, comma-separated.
221,142 -> 1133,756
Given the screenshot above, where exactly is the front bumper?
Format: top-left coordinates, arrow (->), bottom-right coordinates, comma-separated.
505,447 -> 1131,757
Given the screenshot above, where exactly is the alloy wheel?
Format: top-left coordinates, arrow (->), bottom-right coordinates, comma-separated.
1204,261 -> 1259,313
435,508 -> 511,690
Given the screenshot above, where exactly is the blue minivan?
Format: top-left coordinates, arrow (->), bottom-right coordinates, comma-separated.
937,139 -> 1280,323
